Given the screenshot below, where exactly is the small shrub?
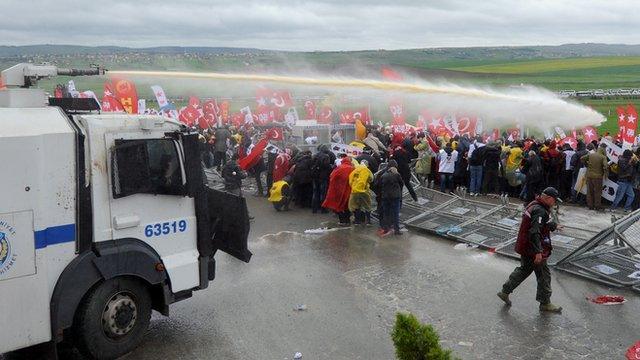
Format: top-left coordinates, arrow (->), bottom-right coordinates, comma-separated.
391,312 -> 456,360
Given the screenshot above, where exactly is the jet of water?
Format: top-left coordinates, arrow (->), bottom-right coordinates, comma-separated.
109,70 -> 606,131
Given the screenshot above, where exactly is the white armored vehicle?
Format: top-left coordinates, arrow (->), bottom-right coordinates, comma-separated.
0,64 -> 251,359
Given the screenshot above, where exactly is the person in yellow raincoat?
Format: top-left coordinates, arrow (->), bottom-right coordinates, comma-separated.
348,160 -> 374,225
505,142 -> 524,189
268,176 -> 291,211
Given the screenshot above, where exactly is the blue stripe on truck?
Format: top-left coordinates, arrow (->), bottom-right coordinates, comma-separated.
34,224 -> 76,249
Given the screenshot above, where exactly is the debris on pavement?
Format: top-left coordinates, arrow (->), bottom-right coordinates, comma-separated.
453,243 -> 479,250
304,227 -> 345,234
587,295 -> 626,305
626,340 -> 640,360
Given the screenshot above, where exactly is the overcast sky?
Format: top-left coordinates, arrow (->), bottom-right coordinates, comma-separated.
2,0 -> 639,51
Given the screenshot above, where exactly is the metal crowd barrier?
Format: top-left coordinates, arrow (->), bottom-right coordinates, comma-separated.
553,210 -> 640,287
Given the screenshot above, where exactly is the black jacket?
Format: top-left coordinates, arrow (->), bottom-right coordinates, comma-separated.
312,151 -> 333,181
468,144 -> 486,167
390,149 -> 411,178
222,161 -> 246,190
293,154 -> 314,184
618,156 -> 635,181
482,145 -> 501,171
523,155 -> 543,183
380,169 -> 404,200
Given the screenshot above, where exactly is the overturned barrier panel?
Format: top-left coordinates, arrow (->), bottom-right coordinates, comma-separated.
495,223 -> 600,265
446,200 -> 522,251
554,210 -> 640,287
404,193 -> 497,236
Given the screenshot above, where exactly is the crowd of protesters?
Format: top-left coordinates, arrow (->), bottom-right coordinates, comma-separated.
198,122 -> 640,237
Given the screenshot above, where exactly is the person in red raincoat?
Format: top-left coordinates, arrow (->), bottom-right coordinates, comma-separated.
322,157 -> 355,225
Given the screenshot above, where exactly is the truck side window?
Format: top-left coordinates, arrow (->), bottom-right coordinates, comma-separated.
112,139 -> 185,198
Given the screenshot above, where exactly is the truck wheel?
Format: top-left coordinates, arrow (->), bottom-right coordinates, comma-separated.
73,277 -> 152,360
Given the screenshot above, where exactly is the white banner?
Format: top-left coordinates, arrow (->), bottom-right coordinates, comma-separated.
285,108 -> 299,126
150,85 -> 169,109
574,167 -> 618,201
330,142 -> 363,157
600,138 -> 623,164
240,106 -> 253,124
67,80 -> 79,97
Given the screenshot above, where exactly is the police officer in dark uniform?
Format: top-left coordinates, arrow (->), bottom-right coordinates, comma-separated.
497,187 -> 563,313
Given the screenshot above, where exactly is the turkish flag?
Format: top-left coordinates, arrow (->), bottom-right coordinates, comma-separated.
256,87 -> 293,109
101,82 -> 124,112
239,138 -> 268,170
203,99 -> 218,115
198,116 -> 210,130
456,115 -> 478,137
111,77 -> 138,114
339,110 -> 354,124
304,100 -> 316,119
255,88 -> 271,107
266,128 -> 284,141
389,99 -> 405,126
202,99 -> 219,126
582,126 -> 599,144
178,106 -> 201,127
425,112 -> 449,136
317,106 -> 334,124
230,112 -> 244,128
270,90 -> 293,108
188,96 -> 201,109
339,108 -> 369,125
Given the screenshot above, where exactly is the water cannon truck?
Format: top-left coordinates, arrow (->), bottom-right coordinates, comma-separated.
0,64 -> 251,359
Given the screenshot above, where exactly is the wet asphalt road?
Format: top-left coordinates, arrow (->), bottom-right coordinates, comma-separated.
12,195 -> 640,359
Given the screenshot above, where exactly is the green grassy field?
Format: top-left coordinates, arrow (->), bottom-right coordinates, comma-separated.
449,57 -> 640,74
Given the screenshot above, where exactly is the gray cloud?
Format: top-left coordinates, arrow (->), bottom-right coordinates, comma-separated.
1,0 -> 639,50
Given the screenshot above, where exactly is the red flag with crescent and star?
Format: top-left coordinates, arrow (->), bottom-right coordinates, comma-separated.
317,106 -> 334,124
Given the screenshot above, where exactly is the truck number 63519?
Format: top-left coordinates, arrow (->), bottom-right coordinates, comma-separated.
144,220 -> 187,237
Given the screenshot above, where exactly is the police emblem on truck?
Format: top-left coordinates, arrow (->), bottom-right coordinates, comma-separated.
0,232 -> 15,275
0,222 -> 17,275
